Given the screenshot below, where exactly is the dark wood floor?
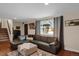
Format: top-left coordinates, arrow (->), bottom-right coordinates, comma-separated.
0,41 -> 79,56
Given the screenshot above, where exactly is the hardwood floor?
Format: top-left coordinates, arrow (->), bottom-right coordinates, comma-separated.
0,41 -> 79,56
57,49 -> 79,56
0,41 -> 11,56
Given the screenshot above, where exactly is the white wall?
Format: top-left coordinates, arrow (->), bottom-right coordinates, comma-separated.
64,11 -> 79,52
0,19 -> 1,22
2,19 -> 7,28
13,22 -> 24,35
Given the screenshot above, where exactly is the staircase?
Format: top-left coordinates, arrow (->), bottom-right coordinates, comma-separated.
0,28 -> 9,41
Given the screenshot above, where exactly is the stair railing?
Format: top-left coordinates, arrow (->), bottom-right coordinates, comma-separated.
7,20 -> 11,34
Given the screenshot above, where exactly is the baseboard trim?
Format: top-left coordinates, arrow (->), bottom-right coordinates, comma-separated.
64,47 -> 79,53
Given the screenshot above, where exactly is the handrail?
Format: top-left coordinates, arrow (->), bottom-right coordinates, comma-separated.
7,20 -> 11,34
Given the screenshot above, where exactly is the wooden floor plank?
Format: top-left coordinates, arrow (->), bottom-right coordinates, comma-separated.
57,49 -> 79,56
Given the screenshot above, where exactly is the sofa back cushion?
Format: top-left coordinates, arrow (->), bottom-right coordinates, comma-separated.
47,37 -> 57,43
34,35 -> 41,41
39,36 -> 48,43
34,35 -> 58,43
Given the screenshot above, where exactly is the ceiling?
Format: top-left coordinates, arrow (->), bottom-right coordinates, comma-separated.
0,3 -> 79,22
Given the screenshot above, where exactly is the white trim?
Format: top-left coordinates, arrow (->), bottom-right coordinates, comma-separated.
64,47 -> 79,53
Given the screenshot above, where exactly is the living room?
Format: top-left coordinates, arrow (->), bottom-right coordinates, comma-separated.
0,3 -> 79,56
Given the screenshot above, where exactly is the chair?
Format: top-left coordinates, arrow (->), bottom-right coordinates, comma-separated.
11,35 -> 28,50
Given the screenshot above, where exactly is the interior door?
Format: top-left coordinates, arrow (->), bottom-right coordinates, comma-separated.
24,24 -> 28,35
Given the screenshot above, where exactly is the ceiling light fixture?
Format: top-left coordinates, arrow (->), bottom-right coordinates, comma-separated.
45,3 -> 49,5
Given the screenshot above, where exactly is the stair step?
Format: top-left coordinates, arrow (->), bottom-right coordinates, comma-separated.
0,33 -> 7,34
0,30 -> 7,31
0,29 -> 7,30
0,28 -> 7,30
0,31 -> 7,33
0,36 -> 8,37
0,34 -> 8,36
0,33 -> 8,35
0,31 -> 7,32
0,37 -> 8,39
0,39 -> 9,41
0,36 -> 7,38
0,31 -> 8,33
0,35 -> 8,37
0,38 -> 9,40
0,36 -> 8,38
0,32 -> 7,33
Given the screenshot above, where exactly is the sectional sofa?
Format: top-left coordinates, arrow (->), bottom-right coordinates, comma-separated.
31,35 -> 60,54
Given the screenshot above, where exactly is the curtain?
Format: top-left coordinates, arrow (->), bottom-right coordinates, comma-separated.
54,16 -> 64,49
54,17 -> 60,40
35,21 -> 40,35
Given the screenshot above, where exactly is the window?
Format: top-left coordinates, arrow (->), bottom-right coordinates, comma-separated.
40,19 -> 54,36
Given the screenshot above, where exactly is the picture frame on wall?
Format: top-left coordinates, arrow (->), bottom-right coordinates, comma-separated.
16,26 -> 20,29
29,23 -> 35,29
65,19 -> 79,26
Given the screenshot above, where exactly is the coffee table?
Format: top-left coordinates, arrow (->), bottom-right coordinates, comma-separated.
18,43 -> 37,56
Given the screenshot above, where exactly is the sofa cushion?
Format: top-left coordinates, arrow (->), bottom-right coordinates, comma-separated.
18,35 -> 26,40
31,40 -> 40,44
47,37 -> 57,43
39,36 -> 57,43
34,35 -> 41,41
38,41 -> 49,46
39,36 -> 48,43
31,40 -> 49,46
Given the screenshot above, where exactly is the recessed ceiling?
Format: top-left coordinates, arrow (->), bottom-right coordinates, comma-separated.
0,3 -> 79,21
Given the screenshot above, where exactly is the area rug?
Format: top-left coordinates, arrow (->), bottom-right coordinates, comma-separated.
30,49 -> 55,56
7,49 -> 55,56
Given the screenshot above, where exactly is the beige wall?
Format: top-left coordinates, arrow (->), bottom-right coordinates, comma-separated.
64,12 -> 79,52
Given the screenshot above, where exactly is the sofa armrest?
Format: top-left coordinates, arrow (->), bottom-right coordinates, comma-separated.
49,41 -> 60,50
49,41 -> 58,46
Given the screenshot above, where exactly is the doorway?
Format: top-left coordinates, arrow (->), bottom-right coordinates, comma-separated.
0,19 -> 1,28
24,24 -> 28,35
